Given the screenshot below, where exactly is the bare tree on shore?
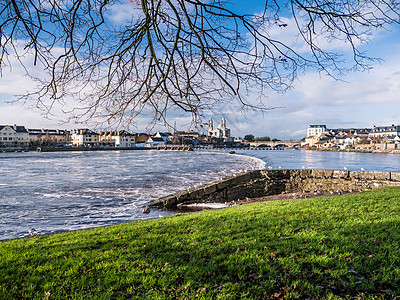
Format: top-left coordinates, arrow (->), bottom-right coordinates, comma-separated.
1,0 -> 399,127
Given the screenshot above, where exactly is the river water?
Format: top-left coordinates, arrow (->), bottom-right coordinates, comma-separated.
0,150 -> 263,240
234,149 -> 400,172
2,149 -> 400,240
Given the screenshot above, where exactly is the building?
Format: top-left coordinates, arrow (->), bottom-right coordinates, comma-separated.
0,125 -> 30,147
70,129 -> 99,146
28,128 -> 69,145
307,125 -> 327,137
154,131 -> 172,141
303,132 -> 334,148
145,136 -> 167,147
99,130 -> 135,147
134,134 -> 150,148
208,118 -> 231,141
369,125 -> 400,140
172,131 -> 200,145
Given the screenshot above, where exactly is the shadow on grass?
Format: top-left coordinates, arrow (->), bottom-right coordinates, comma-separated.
1,188 -> 400,299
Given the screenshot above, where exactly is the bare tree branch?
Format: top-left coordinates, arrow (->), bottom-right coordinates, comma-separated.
0,0 -> 399,128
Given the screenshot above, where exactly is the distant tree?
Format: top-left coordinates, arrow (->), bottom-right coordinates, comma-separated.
272,138 -> 281,142
244,134 -> 255,142
1,1 -> 400,126
255,136 -> 271,142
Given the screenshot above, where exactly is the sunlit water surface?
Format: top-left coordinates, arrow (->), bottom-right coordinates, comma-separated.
234,149 -> 400,172
0,150 -> 263,240
3,149 -> 400,240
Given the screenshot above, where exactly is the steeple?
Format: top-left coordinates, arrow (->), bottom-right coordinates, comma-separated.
221,118 -> 226,129
208,118 -> 214,133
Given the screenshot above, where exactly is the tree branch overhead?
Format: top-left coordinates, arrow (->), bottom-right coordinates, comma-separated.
1,0 -> 399,126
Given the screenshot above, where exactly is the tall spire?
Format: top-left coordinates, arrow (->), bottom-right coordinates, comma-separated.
208,118 -> 214,136
221,117 -> 226,129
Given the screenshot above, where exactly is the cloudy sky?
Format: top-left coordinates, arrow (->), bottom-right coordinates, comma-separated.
1,1 -> 399,139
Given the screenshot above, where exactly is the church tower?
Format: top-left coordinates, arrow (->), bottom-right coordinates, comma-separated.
221,118 -> 226,130
208,118 -> 214,136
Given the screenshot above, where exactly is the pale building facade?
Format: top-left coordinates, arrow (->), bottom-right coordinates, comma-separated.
99,130 -> 135,147
307,125 -> 327,137
28,129 -> 69,145
369,125 -> 400,140
0,125 -> 29,147
70,129 -> 99,146
208,118 -> 231,141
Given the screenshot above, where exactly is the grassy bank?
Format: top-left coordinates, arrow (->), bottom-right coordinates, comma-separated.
1,188 -> 400,299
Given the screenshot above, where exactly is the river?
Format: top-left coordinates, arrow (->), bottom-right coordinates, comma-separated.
0,150 -> 263,240
2,149 -> 400,240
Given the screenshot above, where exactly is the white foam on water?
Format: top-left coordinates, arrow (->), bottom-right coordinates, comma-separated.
0,150 -> 267,240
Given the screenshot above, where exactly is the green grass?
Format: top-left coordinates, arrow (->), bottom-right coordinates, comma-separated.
1,187 -> 400,299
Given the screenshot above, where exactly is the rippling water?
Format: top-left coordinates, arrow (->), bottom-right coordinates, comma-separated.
234,149 -> 400,172
3,149 -> 400,240
0,150 -> 264,240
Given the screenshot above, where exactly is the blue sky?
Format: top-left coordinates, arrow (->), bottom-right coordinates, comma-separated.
1,1 -> 400,139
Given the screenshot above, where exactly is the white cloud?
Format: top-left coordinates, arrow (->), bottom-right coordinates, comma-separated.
105,3 -> 143,25
1,5 -> 400,139
222,44 -> 400,139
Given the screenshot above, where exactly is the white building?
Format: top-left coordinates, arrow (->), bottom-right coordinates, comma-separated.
208,118 -> 231,141
145,136 -> 167,147
307,125 -> 327,137
369,125 -> 400,140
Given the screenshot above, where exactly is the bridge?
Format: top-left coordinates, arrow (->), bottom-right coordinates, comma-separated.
249,140 -> 300,148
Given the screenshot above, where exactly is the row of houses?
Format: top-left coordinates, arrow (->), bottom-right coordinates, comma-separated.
0,125 -> 173,148
303,124 -> 400,149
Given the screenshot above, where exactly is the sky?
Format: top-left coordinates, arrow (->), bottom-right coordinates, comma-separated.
1,1 -> 400,140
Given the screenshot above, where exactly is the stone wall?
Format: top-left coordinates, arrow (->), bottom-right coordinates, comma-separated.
151,170 -> 400,208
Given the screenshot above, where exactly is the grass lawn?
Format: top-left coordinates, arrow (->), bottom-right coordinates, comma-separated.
1,187 -> 400,299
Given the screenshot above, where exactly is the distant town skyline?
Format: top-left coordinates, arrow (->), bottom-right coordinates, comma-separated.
1,2 -> 400,140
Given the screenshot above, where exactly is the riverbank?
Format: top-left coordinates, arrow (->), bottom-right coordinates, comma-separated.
37,144 -> 193,152
1,186 -> 399,299
152,169 -> 400,208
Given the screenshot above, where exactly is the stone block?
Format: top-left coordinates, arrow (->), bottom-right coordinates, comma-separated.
349,171 -> 361,180
315,170 -> 333,178
160,195 -> 178,207
216,179 -> 231,190
229,173 -> 251,186
175,190 -> 190,202
248,170 -> 262,180
300,169 -> 312,178
259,170 -> 270,179
358,171 -> 374,180
150,197 -> 165,207
373,172 -> 390,181
291,169 -> 302,177
203,183 -> 218,195
227,186 -> 250,201
275,169 -> 291,179
333,170 -> 349,179
188,188 -> 205,200
391,172 -> 400,182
